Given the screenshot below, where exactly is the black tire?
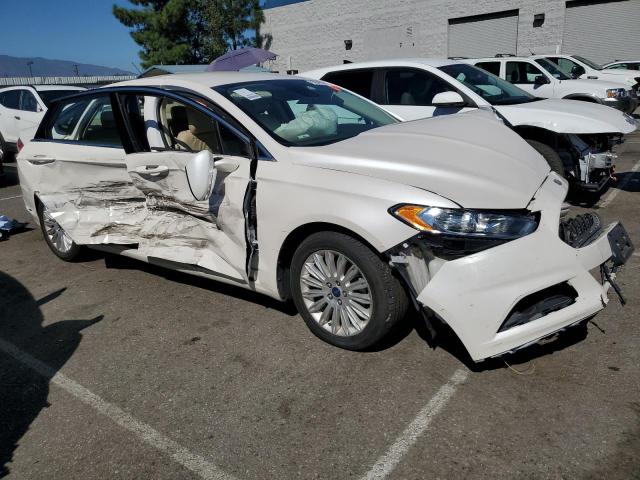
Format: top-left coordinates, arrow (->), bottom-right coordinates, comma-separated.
526,140 -> 566,178
290,231 -> 408,350
37,201 -> 82,261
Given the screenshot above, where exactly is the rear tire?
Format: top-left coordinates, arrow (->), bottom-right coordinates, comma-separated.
526,140 -> 566,178
37,201 -> 82,261
290,231 -> 408,350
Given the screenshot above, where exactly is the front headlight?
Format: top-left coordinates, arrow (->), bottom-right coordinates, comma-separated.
390,205 -> 538,240
606,88 -> 626,98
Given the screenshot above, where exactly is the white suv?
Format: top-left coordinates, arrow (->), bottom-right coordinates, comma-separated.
16,73 -> 634,361
0,85 -> 85,163
466,56 -> 637,114
304,59 -> 637,195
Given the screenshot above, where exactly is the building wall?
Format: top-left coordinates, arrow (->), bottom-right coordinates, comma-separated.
263,0 -> 568,73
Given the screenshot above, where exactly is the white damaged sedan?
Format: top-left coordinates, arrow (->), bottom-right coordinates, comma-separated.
17,73 -> 634,361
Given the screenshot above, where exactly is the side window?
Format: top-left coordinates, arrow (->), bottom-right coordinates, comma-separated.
321,70 -> 375,99
384,69 -> 455,106
156,97 -> 250,158
476,62 -> 501,77
607,63 -> 626,70
549,57 -> 583,76
505,62 -> 546,84
19,90 -> 39,112
0,90 -> 20,110
44,94 -> 122,147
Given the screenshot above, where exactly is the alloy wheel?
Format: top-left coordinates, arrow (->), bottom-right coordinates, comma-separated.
299,249 -> 373,337
42,207 -> 74,254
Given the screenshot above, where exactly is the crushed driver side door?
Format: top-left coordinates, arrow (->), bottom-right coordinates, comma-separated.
115,90 -> 257,284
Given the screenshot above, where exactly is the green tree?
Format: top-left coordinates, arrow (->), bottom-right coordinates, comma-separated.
202,0 -> 270,53
113,0 -> 208,68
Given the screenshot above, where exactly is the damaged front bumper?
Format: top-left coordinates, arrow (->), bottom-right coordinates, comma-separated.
389,172 -> 633,362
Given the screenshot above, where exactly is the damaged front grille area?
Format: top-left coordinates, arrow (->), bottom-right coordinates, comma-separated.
559,213 -> 602,248
498,282 -> 578,333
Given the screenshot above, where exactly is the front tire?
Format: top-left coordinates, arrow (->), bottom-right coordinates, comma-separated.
290,231 -> 408,350
526,140 -> 566,178
37,201 -> 82,261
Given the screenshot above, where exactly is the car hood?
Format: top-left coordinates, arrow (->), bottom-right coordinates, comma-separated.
497,98 -> 637,134
290,111 -> 550,209
567,77 -> 631,92
584,69 -> 640,84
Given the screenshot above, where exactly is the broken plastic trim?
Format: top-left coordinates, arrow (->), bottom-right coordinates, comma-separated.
498,282 -> 578,333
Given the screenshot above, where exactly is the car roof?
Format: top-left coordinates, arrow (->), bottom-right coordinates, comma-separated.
470,56 -> 535,62
111,71 -> 286,89
32,85 -> 86,91
308,58 -> 458,72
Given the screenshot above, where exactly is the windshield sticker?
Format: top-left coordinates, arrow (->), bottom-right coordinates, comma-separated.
233,88 -> 262,101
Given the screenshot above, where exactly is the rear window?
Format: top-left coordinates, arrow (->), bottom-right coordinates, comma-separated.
321,69 -> 375,99
475,62 -> 501,76
43,93 -> 122,148
0,90 -> 20,109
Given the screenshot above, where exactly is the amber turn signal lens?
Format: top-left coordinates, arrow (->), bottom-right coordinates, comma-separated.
393,205 -> 432,231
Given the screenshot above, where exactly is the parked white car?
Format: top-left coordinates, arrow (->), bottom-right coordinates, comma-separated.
466,56 -> 638,114
0,85 -> 86,163
535,54 -> 640,92
17,73 -> 634,361
603,60 -> 640,72
304,59 -> 637,194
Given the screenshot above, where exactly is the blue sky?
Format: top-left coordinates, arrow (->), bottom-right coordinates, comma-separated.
0,0 -> 147,72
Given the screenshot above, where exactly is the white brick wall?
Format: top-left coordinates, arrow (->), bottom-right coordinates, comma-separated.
263,0 -> 569,73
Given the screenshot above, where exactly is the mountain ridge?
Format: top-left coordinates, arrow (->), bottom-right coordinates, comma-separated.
0,54 -> 135,77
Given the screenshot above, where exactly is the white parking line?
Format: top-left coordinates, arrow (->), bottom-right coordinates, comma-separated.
599,159 -> 640,208
0,338 -> 238,480
361,368 -> 469,480
0,195 -> 22,201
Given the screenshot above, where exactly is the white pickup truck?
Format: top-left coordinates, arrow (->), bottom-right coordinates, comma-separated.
303,59 -> 637,196
535,54 -> 640,94
465,56 -> 637,114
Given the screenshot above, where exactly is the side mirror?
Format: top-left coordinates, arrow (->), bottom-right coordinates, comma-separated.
571,66 -> 585,77
432,91 -> 466,107
534,75 -> 549,85
185,150 -> 217,201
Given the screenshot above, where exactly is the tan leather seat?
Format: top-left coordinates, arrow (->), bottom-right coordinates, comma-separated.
177,108 -> 220,153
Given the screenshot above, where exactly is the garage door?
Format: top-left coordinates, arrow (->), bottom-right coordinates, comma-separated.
448,10 -> 519,58
563,0 -> 640,64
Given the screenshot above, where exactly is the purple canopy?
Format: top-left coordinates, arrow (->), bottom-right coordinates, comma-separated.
206,47 -> 277,72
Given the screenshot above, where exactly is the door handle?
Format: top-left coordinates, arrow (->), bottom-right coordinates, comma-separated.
28,155 -> 56,165
135,165 -> 169,176
14,116 -> 21,120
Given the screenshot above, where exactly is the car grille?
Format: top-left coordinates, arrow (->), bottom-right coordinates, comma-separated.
559,213 -> 602,248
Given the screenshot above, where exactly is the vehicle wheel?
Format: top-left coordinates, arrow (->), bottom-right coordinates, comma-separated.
37,201 -> 82,261
290,231 -> 408,350
526,140 -> 566,178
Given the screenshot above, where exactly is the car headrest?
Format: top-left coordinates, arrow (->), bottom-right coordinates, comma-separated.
187,107 -> 215,135
169,105 -> 188,136
100,110 -> 116,129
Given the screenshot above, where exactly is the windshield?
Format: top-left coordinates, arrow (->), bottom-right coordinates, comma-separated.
37,90 -> 81,108
214,79 -> 398,147
439,64 -> 536,105
573,55 -> 603,71
534,59 -> 571,80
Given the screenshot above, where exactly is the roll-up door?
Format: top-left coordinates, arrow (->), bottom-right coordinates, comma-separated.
448,10 -> 519,58
563,0 -> 640,64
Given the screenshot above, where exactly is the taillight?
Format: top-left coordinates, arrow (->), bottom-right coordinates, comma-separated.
17,138 -> 24,152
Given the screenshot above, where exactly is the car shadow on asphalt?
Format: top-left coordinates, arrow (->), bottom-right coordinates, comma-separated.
610,172 -> 640,193
102,253 -> 299,316
0,162 -> 18,189
0,271 -> 102,477
414,316 -> 591,372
